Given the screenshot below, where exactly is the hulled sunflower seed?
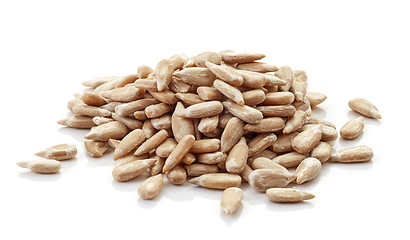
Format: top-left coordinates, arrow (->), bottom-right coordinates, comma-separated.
155,138 -> 177,158
272,152 -> 306,168
134,130 -> 168,156
173,67 -> 216,86
310,142 -> 332,162
330,145 -> 373,163
178,101 -> 224,118
144,103 -> 174,119
283,110 -> 307,134
81,92 -> 107,107
222,101 -> 263,124
197,151 -> 225,164
248,133 -> 277,157
175,93 -> 205,105
250,157 -> 290,173
292,124 -> 322,154
151,114 -> 172,130
148,90 -> 178,104
197,86 -> 225,101
113,129 -> 146,160
155,59 -> 174,91
348,98 -> 381,119
35,144 -> 77,161
295,157 -> 322,184
17,159 -> 61,174
220,51 -> 265,64
220,117 -> 244,153
115,98 -> 159,117
272,132 -> 299,153
213,79 -> 244,105
340,117 -> 364,140
102,86 -> 145,102
142,120 -> 157,139
138,65 -> 154,79
185,163 -> 219,177
189,173 -> 242,190
226,137 -> 248,174
58,115 -> 96,129
112,158 -> 157,182
249,169 -> 295,192
305,92 -> 327,107
84,140 -> 108,158
166,164 -> 187,185
83,76 -> 120,89
244,117 -> 285,133
262,92 -> 295,105
138,174 -> 164,200
163,135 -> 195,172
236,70 -> 267,88
181,152 -> 196,165
107,139 -> 121,149
191,139 -> 221,153
257,105 -> 296,118
171,102 -> 195,142
266,188 -> 315,203
112,113 -> 143,130
192,51 -> 222,67
150,154 -> 166,176
71,104 -> 112,117
236,62 -> 278,73
248,150 -> 277,164
221,187 -> 243,215
198,115 -> 219,133
205,62 -> 244,86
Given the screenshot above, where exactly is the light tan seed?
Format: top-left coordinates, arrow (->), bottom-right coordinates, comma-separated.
249,169 -> 295,192
168,54 -> 185,70
175,93 -> 205,105
155,59 -> 174,91
17,159 -> 61,174
202,127 -> 223,138
178,101 -> 223,118
266,188 -> 315,203
293,70 -> 307,82
163,135 -> 195,172
310,142 -> 332,162
293,97 -> 311,116
292,125 -> 322,154
81,92 -> 107,107
133,111 -> 148,121
330,145 -> 373,163
150,154 -> 166,176
290,81 -> 307,101
71,104 -> 112,117
221,187 -> 243,215
134,130 -> 168,156
181,152 -> 196,165
348,98 -> 381,119
113,129 -> 146,160
111,113 -> 143,130
242,89 -> 266,106
220,117 -> 244,153
170,103 -> 195,142
198,115 -> 219,133
115,74 -> 139,88
248,133 -> 277,157
205,61 -> 243,86
148,90 -> 178,104
168,77 -> 191,93
257,105 -> 296,117
236,70 -> 267,88
189,173 -> 242,190
115,98 -> 159,117
112,159 -> 157,182
92,116 -> 113,126
115,153 -> 150,167
222,101 -> 263,124
84,140 -> 108,158
220,51 -> 265,64
226,137 -> 248,174
218,112 -> 234,128
94,78 -> 119,94
142,120 -> 157,138
320,124 -> 338,142
244,117 -> 285,133
192,51 -> 222,67
102,86 -> 145,102
275,65 -> 294,92
166,164 -> 187,185
272,152 -> 306,168
305,92 -> 327,107
155,138 -> 177,158
58,115 -> 96,129
151,114 -> 172,130
236,62 -> 278,73
213,79 -> 244,105
144,103 -> 174,119
197,152 -> 225,164
107,139 -> 121,149
340,117 -> 365,140
305,117 -> 336,129
295,157 -> 322,184
272,132 -> 299,153
83,76 -> 120,89
283,110 -> 307,134
138,65 -> 154,78
173,67 -> 216,86
35,144 -> 77,161
263,74 -> 287,86
262,92 -> 295,105
138,174 -> 164,200
248,150 -> 277,164
197,86 -> 225,101
191,139 -> 221,153
240,164 -> 253,183
133,78 -> 158,91
251,157 -> 290,174
185,163 -> 219,177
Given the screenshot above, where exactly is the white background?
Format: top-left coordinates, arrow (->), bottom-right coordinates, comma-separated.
1,1 -> 409,239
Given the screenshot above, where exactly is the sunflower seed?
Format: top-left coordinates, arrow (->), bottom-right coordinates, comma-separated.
272,132 -> 299,153
257,105 -> 296,117
163,135 -> 195,172
113,129 -> 146,160
221,187 -> 243,215
310,142 -> 332,163
192,51 -> 222,67
166,164 -> 187,185
148,90 -> 178,104
249,169 -> 295,192
197,152 -> 225,164
191,139 -> 221,153
244,117 -> 285,133
248,133 -> 277,157
35,144 -> 77,161
292,124 -> 322,154
242,89 -> 266,106
102,86 -> 145,102
262,92 -> 295,105
134,130 -> 168,156
138,174 -> 164,200
272,152 -> 306,168
220,51 -> 265,64
58,115 -> 96,129
81,92 -> 107,107
189,173 -> 242,190
340,117 -> 364,140
236,62 -> 278,73
305,92 -> 327,107
155,138 -> 177,158
138,65 -> 154,78
83,76 -> 120,89
213,79 -> 244,105
266,188 -> 315,203
226,137 -> 248,174
17,159 -> 61,174
84,140 -> 108,158
155,59 -> 174,91
112,159 -> 157,182
173,67 -> 216,86
348,98 -> 381,119
295,157 -> 322,184
222,101 -> 263,124
175,93 -> 205,105
330,145 -> 373,163
205,62 -> 244,86
185,163 -> 219,177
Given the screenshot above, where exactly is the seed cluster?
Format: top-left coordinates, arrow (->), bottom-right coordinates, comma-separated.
18,51 -> 382,215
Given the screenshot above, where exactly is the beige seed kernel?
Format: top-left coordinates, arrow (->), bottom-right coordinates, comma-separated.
142,120 -> 157,139
236,70 -> 267,88
102,86 -> 145,102
138,174 -> 164,200
249,169 -> 295,192
197,86 -> 225,101
185,164 -> 219,177
192,51 -> 222,67
175,93 -> 205,105
242,89 -> 266,106
272,132 -> 299,153
292,124 -> 322,154
166,164 -> 187,185
84,140 -> 108,158
17,159 -> 61,174
168,54 -> 185,70
197,152 -> 225,165
240,164 -> 253,183
330,145 -> 374,163
155,138 -> 177,158
220,117 -> 244,153
111,113 -> 143,130
58,115 -> 96,129
149,90 -> 178,105
144,103 -> 174,119
220,51 -> 265,64
190,139 -> 221,154
251,157 -> 290,174
198,115 -> 219,133
107,139 -> 121,149
226,137 -> 248,174
189,173 -> 242,190
163,135 -> 195,172
133,111 -> 148,121
272,152 -> 306,168
151,114 -> 172,130
181,152 -> 196,165
244,117 -> 285,133
283,110 -> 307,134
340,117 -> 364,140
236,62 -> 278,73
155,59 -> 174,91
113,129 -> 146,160
71,104 -> 112,117
35,144 -> 77,161
150,154 -> 166,176
81,92 -> 107,107
169,77 -> 191,93
248,150 -> 277,164
173,67 -> 216,86
205,61 -> 244,86
171,102 -> 195,142
310,142 -> 332,162
348,97 -> 381,119
112,159 -> 157,182
92,116 -> 114,126
138,65 -> 154,79
257,105 -> 296,118
262,92 -> 295,105
221,187 -> 243,215
134,130 -> 168,156
213,79 -> 244,105
266,188 -> 315,203
295,157 -> 322,184
83,76 -> 120,89
178,101 -> 224,118
222,101 -> 263,124
248,133 -> 277,157
305,92 -> 327,107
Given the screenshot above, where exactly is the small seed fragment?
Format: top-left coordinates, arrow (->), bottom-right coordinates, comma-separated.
340,117 -> 364,140
84,140 -> 108,158
266,188 -> 315,203
138,174 -> 164,200
330,145 -> 373,163
189,173 -> 242,190
35,144 -> 77,161
295,157 -> 322,184
221,187 -> 243,215
348,98 -> 381,119
17,159 -> 61,174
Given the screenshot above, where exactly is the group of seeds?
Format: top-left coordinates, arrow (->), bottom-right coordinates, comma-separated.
17,51 -> 382,215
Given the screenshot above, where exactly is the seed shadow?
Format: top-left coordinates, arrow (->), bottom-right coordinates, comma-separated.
136,189 -> 163,209
220,203 -> 243,226
84,151 -> 114,167
311,107 -> 327,119
266,201 -> 315,212
111,172 -> 150,192
162,182 -> 195,202
60,157 -> 79,169
338,134 -> 365,148
327,161 -> 374,172
17,171 -> 62,182
347,110 -> 381,126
